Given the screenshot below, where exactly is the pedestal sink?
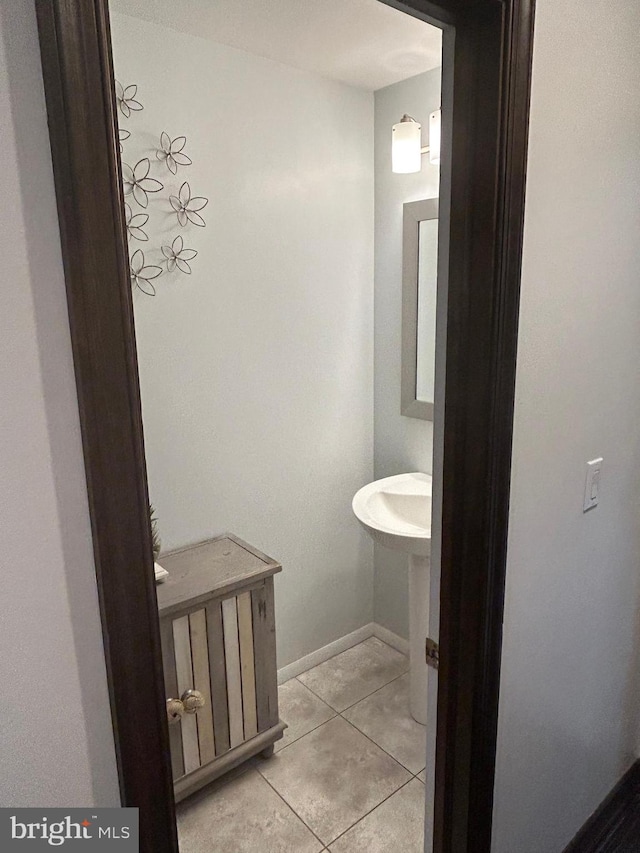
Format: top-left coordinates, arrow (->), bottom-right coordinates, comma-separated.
352,472 -> 431,724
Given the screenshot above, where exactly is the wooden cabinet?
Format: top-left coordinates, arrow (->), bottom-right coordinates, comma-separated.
156,534 -> 284,801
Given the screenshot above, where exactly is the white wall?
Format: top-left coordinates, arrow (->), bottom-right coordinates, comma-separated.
111,13 -> 375,668
0,0 -> 119,807
492,1 -> 640,850
373,68 -> 441,639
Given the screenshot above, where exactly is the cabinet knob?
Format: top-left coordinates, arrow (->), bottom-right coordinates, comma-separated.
166,698 -> 184,724
181,689 -> 205,714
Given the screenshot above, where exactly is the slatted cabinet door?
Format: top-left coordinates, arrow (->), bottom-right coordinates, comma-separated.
160,619 -> 184,782
222,596 -> 244,748
237,591 -> 258,740
162,586 -> 273,779
189,609 -> 215,764
205,600 -> 231,755
252,581 -> 279,731
157,535 -> 284,799
172,615 -> 200,774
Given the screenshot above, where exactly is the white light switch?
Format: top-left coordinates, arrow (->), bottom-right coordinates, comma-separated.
583,458 -> 603,512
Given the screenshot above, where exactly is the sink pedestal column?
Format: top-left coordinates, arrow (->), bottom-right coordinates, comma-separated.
408,554 -> 430,725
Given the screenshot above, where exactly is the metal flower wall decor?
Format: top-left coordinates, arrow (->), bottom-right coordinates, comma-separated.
124,203 -> 149,242
162,236 -> 198,274
116,80 -> 210,296
123,159 -> 163,208
170,182 -> 208,228
116,81 -> 143,118
130,249 -> 162,296
157,133 -> 192,174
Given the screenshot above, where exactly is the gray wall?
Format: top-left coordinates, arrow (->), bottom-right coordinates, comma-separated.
492,0 -> 640,849
111,13 -> 375,669
0,0 -> 118,807
373,69 -> 441,639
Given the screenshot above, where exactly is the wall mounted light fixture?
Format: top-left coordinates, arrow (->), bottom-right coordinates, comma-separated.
392,109 -> 441,173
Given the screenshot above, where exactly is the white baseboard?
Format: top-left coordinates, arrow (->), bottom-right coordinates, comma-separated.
371,623 -> 410,656
278,623 -> 375,684
277,621 -> 409,684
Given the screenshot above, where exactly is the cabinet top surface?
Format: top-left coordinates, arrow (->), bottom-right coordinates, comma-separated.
156,534 -> 281,615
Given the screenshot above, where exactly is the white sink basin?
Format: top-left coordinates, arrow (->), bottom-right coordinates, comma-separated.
352,472 -> 432,557
352,472 -> 433,724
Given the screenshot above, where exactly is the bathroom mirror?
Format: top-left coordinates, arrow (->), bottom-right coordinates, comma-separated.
401,198 -> 439,420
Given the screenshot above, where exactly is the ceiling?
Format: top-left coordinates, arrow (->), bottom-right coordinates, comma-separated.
111,0 -> 442,91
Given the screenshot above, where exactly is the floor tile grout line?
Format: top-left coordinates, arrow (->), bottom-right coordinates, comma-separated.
282,639 -> 376,690
294,664 -> 409,716
283,666 -> 419,773
324,774 -> 418,848
179,637 -> 422,850
273,709 -> 421,783
276,686 -> 419,775
338,668 -> 410,714
286,634 -> 402,685
256,766 -> 327,850
293,676 -> 339,708
335,714 -> 419,776
274,711 -> 338,755
294,634 -> 409,687
286,638 -> 380,681
259,703 -> 419,847
292,676 -> 340,711
262,712 -> 418,844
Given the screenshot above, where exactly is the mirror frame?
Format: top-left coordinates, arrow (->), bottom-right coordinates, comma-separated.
34,0 -> 535,850
402,197 -> 439,420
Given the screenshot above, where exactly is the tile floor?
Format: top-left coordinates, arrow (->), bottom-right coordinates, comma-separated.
177,637 -> 427,852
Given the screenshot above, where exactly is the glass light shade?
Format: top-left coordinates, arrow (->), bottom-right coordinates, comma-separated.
429,110 -> 441,166
392,120 -> 422,173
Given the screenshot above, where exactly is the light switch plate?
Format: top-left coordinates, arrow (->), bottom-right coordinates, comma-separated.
583,458 -> 603,512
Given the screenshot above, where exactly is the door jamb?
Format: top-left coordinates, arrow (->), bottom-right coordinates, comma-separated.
34,0 -> 535,850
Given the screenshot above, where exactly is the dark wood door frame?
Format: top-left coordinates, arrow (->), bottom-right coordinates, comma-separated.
34,0 -> 535,851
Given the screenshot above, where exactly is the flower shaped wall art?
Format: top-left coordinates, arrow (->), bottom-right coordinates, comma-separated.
116,81 -> 210,295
